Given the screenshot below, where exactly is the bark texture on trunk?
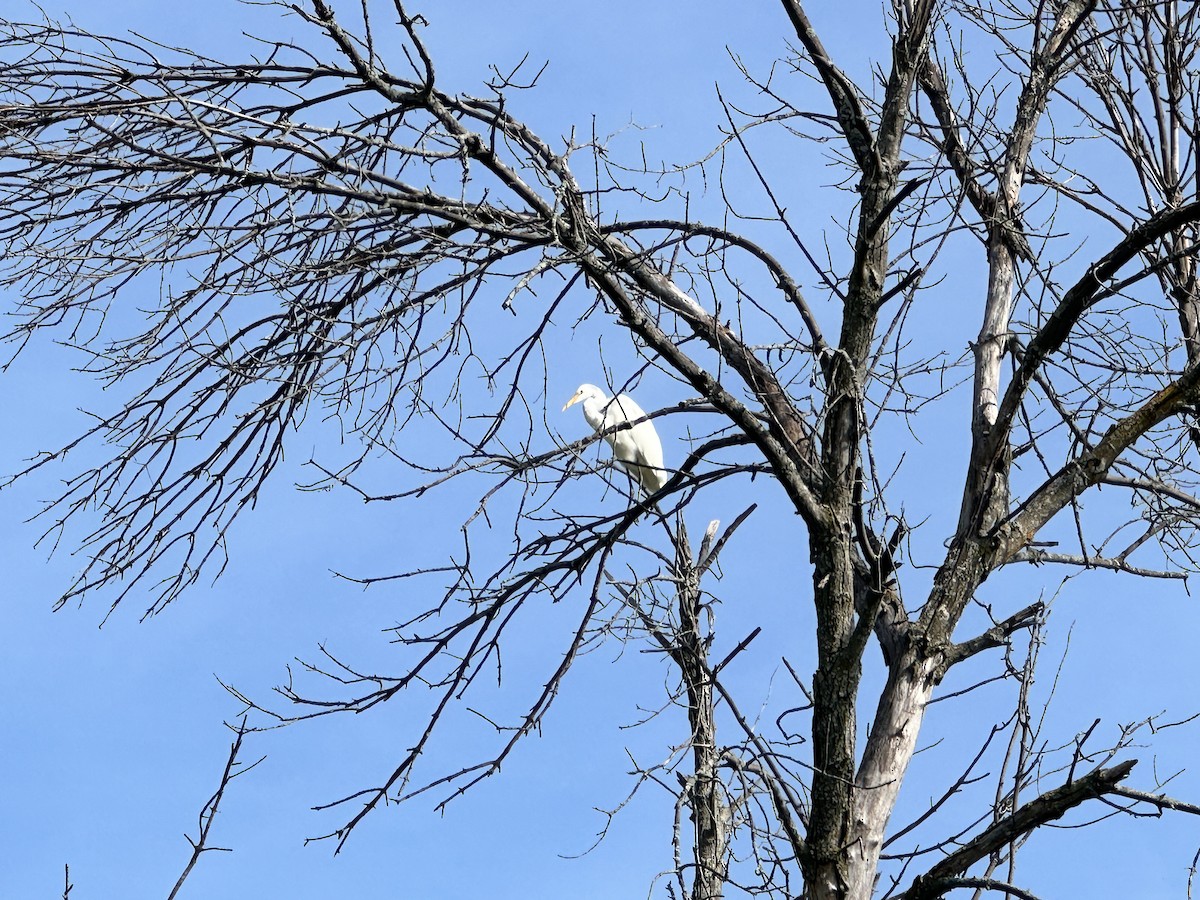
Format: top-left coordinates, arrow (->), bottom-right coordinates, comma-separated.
672,525 -> 728,900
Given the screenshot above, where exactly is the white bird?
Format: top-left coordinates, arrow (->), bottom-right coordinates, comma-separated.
563,383 -> 667,495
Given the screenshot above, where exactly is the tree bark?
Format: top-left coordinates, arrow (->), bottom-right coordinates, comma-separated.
673,525 -> 728,900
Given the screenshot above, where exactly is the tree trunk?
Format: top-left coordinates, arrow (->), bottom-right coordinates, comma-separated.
844,654 -> 939,898
674,525 -> 728,900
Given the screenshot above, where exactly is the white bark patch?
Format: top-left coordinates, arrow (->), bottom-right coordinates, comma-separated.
844,657 -> 939,900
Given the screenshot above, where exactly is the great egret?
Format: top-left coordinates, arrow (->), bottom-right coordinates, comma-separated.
563,383 -> 667,495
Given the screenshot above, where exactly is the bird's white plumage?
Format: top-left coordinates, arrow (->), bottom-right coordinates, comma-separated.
563,383 -> 667,494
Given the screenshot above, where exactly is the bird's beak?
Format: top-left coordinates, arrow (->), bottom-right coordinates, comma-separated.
562,393 -> 581,412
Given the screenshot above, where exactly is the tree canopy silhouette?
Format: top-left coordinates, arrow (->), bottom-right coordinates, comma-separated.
6,1 -> 1200,897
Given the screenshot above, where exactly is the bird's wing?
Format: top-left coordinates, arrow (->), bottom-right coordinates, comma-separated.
611,394 -> 647,422
615,394 -> 665,490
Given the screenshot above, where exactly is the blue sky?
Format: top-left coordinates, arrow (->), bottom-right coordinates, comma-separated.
3,2 -> 1200,898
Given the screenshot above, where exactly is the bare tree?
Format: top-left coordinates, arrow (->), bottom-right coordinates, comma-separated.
6,1 -> 1200,897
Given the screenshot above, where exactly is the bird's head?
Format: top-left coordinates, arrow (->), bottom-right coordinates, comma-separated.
562,383 -> 604,412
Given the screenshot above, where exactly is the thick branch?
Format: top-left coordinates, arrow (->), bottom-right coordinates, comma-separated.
998,359 -> 1200,561
992,199 -> 1200,455
1004,550 -> 1188,580
898,760 -> 1136,900
942,601 -> 1044,670
778,0 -> 877,171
